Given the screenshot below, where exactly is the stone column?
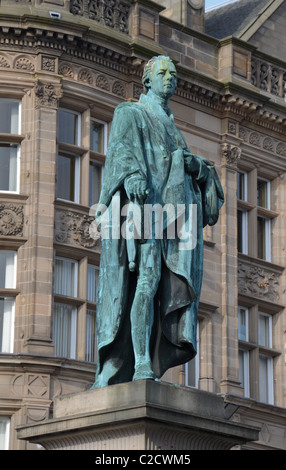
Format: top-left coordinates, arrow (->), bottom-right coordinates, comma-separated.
219,134 -> 244,395
17,61 -> 62,355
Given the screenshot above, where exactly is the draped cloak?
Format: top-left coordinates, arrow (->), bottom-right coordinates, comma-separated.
92,92 -> 224,387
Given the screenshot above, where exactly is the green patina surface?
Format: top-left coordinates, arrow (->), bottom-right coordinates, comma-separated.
92,56 -> 224,388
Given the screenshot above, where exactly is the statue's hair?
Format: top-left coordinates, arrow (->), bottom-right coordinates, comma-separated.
142,55 -> 176,91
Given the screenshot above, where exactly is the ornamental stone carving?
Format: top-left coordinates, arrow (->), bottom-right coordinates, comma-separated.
70,0 -> 130,34
0,204 -> 24,236
34,81 -> 63,108
238,261 -> 280,302
221,143 -> 241,166
54,210 -> 99,249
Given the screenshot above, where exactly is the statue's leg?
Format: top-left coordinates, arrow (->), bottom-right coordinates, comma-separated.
130,239 -> 161,381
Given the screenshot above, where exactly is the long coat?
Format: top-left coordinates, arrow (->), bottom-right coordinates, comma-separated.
92,92 -> 224,387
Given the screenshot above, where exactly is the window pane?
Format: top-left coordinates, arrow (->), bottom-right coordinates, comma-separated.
0,100 -> 19,134
237,171 -> 246,201
257,217 -> 270,260
259,313 -> 271,348
0,298 -> 14,353
0,251 -> 16,289
85,309 -> 97,362
0,418 -> 10,450
90,120 -> 105,153
89,161 -> 102,206
58,109 -> 79,145
0,144 -> 18,192
57,152 -> 78,202
257,179 -> 269,208
54,258 -> 77,297
238,307 -> 248,341
259,355 -> 273,404
53,303 -> 76,358
239,349 -> 249,397
87,265 -> 98,302
186,358 -> 196,387
237,210 -> 247,254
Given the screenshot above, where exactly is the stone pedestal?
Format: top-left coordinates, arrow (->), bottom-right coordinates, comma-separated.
17,380 -> 259,450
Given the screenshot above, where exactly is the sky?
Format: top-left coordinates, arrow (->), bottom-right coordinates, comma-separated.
205,0 -> 237,11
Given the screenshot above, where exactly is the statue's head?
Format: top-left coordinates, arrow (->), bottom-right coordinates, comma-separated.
142,55 -> 177,100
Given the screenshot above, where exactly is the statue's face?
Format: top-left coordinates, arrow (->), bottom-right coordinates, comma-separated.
149,57 -> 177,100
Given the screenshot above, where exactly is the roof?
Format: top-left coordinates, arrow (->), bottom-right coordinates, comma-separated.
205,0 -> 275,39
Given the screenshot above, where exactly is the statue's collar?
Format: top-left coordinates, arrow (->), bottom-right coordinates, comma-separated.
139,91 -> 173,120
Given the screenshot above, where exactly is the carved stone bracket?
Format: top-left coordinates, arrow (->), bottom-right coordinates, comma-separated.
0,204 -> 24,236
221,143 -> 241,167
54,209 -> 99,249
238,259 -> 281,303
34,81 -> 63,109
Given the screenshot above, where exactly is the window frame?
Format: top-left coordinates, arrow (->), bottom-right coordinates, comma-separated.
0,297 -> 15,354
0,99 -> 21,194
185,323 -> 199,388
53,257 -> 79,359
56,150 -> 81,204
239,348 -> 250,398
58,107 -> 81,147
259,353 -> 274,405
237,208 -> 248,255
0,417 -> 10,450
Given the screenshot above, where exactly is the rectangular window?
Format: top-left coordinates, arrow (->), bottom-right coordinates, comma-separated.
238,306 -> 248,341
239,349 -> 250,397
53,258 -> 78,359
237,209 -> 248,254
259,355 -> 273,404
258,312 -> 272,348
0,417 -> 10,450
90,119 -> 106,154
237,171 -> 247,201
0,251 -> 17,289
58,109 -> 80,146
53,303 -> 77,359
85,309 -> 97,363
57,152 -> 80,203
0,298 -> 14,353
0,99 -> 20,134
185,324 -> 199,388
89,161 -> 102,206
257,216 -> 271,261
0,144 -> 19,192
87,264 -> 98,302
257,178 -> 270,209
54,258 -> 77,297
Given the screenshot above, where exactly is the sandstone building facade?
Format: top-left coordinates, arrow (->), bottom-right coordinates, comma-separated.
0,0 -> 285,450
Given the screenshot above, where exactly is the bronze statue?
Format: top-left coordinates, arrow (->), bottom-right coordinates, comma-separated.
91,56 -> 224,388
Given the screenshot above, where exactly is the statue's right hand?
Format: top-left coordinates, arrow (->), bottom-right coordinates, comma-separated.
124,175 -> 149,204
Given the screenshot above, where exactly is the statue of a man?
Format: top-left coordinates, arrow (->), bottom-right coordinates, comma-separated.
91,56 -> 224,388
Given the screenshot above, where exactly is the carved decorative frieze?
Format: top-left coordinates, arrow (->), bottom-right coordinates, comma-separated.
59,63 -> 74,78
54,210 -> 99,249
41,56 -> 56,73
0,204 -> 24,236
14,56 -> 35,72
238,261 -> 280,302
70,0 -> 130,34
239,125 -> 286,156
34,81 -> 63,108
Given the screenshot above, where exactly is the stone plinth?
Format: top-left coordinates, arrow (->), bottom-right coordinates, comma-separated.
17,380 -> 259,450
